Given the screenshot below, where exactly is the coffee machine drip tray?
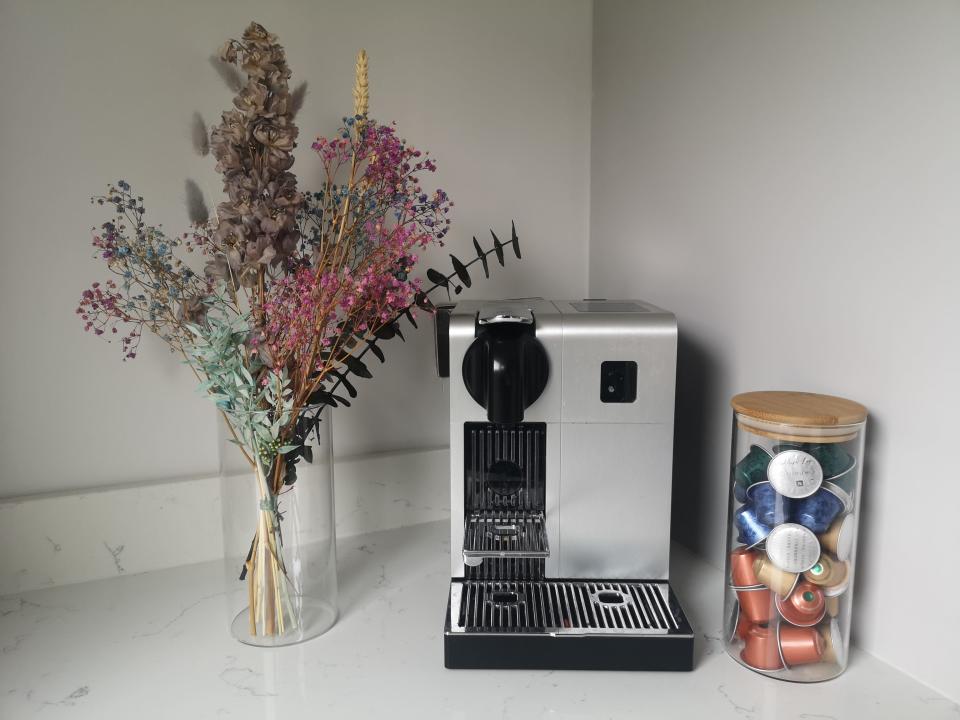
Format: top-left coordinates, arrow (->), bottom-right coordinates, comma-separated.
444,579 -> 694,671
462,511 -> 549,565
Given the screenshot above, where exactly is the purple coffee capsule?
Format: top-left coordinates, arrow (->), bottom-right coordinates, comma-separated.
745,481 -> 794,526
790,487 -> 844,534
735,505 -> 772,547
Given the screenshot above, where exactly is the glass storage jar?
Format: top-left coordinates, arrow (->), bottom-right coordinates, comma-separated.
723,391 -> 866,681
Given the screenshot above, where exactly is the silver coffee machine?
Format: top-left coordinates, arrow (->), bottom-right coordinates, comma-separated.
435,299 -> 693,670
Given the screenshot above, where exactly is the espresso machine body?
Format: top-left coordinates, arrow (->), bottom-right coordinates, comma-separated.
439,299 -> 694,671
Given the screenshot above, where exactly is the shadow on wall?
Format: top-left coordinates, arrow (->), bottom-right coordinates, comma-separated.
670,331 -> 720,553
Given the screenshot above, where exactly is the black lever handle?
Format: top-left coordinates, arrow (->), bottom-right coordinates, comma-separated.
462,322 -> 548,424
434,304 -> 455,378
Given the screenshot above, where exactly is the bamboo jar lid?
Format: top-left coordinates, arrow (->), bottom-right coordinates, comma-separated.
732,391 -> 867,443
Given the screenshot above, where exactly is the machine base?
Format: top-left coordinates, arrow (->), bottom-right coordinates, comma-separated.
443,580 -> 695,671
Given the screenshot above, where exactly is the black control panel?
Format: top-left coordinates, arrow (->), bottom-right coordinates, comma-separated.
600,361 -> 637,403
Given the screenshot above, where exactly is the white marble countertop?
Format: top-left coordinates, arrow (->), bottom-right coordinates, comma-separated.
1,520 -> 957,719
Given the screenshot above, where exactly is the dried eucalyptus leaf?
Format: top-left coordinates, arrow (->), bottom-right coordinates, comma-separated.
450,254 -> 471,288
473,236 -> 489,278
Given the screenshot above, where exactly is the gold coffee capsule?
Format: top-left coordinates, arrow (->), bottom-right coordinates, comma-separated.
804,554 -> 848,588
753,553 -> 799,597
819,514 -> 855,561
818,618 -> 846,666
825,595 -> 841,617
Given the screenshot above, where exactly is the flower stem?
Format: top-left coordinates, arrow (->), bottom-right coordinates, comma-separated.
246,458 -> 297,638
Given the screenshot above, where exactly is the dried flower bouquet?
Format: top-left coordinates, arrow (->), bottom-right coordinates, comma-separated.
77,22 -> 521,640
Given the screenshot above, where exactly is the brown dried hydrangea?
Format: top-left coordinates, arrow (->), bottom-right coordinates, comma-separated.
207,22 -> 302,288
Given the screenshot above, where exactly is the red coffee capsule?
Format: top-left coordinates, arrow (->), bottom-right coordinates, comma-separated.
732,605 -> 753,641
778,624 -> 825,667
776,581 -> 826,627
726,602 -> 754,642
741,624 -> 785,671
730,546 -> 762,588
736,586 -> 774,624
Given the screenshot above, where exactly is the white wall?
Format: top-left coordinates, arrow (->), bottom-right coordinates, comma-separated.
591,0 -> 960,701
0,0 -> 592,497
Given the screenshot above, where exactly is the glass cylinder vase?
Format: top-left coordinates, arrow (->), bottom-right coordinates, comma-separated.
219,408 -> 338,647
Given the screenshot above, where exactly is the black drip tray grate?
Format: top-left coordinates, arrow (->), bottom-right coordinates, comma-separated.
462,512 -> 549,563
451,579 -> 679,634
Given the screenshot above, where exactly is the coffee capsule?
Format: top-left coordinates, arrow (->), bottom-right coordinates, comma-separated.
774,443 -> 855,484
804,554 -> 848,588
726,602 -> 739,641
735,506 -> 772,548
767,449 -> 823,499
822,482 -> 853,513
823,579 -> 849,598
740,624 -> 784,671
726,601 -> 753,642
730,546 -> 762,588
778,623 -> 825,667
745,481 -> 793,526
819,514 -> 856,561
765,523 -> 821,573
790,487 -> 844,534
733,445 -> 772,503
827,462 -> 857,495
825,595 -> 841,618
753,553 -> 799,597
736,586 -> 774,624
818,618 -> 846,666
812,444 -> 855,483
776,581 -> 826,627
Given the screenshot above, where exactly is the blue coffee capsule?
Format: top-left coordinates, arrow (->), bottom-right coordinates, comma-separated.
733,445 -> 772,503
822,481 -> 853,513
745,481 -> 793,526
735,505 -> 772,547
790,487 -> 844,534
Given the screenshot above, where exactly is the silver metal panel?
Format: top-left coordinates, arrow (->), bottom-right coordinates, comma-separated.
543,425 -> 561,577
449,422 -> 466,577
558,423 -> 673,579
556,301 -> 677,425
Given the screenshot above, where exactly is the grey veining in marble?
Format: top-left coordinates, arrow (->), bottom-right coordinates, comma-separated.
1,521 -> 957,719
